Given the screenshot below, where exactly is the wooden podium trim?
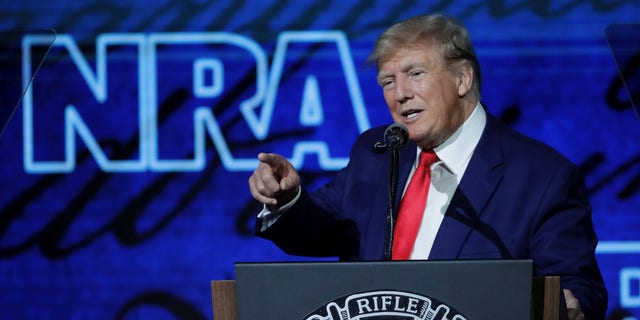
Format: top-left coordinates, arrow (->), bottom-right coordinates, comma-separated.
211,280 -> 237,320
532,276 -> 562,320
212,276 -> 561,320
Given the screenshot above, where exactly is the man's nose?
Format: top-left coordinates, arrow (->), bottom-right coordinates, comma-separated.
394,78 -> 414,102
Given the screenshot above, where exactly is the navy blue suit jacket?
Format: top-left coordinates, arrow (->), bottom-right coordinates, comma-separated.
257,112 -> 607,319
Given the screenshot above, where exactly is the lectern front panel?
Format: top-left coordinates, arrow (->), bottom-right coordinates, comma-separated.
235,259 -> 533,320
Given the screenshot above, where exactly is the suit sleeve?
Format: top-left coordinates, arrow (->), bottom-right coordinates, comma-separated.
530,162 -> 607,320
255,186 -> 359,259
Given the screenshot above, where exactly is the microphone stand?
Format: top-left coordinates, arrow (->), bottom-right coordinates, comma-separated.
383,147 -> 401,260
376,122 -> 408,260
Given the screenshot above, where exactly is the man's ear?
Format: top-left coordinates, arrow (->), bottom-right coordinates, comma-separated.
456,61 -> 473,97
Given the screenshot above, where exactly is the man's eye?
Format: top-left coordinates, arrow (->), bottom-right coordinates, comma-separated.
410,71 -> 424,78
381,80 -> 395,88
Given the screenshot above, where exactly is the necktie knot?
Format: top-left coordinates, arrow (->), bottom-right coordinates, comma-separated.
418,150 -> 438,168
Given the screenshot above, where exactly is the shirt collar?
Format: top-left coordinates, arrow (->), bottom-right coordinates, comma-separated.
418,102 -> 486,176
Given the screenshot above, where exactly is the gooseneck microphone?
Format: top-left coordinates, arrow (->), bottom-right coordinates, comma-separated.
373,123 -> 410,260
373,123 -> 409,153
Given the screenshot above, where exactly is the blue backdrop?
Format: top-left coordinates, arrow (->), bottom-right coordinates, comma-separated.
1,1 -> 639,319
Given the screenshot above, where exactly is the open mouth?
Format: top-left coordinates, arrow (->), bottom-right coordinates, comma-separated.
402,109 -> 423,120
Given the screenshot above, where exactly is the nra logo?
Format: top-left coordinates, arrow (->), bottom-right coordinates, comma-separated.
304,290 -> 468,320
21,32 -> 369,174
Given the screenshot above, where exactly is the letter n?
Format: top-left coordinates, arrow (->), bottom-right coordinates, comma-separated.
23,34 -> 147,173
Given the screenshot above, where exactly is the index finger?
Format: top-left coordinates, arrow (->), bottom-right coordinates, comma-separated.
257,152 -> 285,168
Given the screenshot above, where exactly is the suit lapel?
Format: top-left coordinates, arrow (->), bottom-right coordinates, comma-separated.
394,142 -> 418,211
428,114 -> 505,260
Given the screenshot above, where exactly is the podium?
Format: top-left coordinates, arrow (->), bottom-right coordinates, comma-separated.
211,260 -> 564,320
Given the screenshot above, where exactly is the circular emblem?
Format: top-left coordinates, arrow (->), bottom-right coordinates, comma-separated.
304,290 -> 469,320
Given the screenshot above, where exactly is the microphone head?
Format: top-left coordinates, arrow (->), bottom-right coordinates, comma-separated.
384,123 -> 409,149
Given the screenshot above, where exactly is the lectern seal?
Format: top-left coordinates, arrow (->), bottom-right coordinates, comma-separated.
304,290 -> 468,320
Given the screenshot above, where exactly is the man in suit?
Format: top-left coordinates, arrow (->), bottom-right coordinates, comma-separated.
248,14 -> 606,320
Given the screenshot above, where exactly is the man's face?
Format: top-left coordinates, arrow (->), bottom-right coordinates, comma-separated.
377,44 -> 472,149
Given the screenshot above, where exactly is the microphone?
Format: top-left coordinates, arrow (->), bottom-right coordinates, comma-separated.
373,123 -> 409,260
373,123 -> 409,153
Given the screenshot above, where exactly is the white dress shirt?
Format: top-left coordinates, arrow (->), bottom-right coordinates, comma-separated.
408,102 -> 486,259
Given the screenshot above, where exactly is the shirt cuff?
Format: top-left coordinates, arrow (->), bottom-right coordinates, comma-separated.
257,186 -> 301,231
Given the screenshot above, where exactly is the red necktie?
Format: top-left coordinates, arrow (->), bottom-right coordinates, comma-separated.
392,150 -> 438,260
